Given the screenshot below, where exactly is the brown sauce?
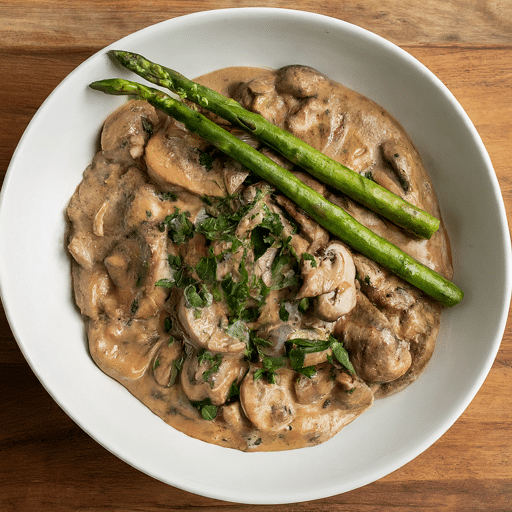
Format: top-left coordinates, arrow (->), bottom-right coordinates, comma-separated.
66,65 -> 451,451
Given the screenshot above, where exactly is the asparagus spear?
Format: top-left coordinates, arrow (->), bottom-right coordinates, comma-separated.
107,50 -> 440,240
89,78 -> 463,307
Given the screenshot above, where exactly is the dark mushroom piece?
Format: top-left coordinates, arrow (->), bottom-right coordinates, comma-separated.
297,242 -> 357,322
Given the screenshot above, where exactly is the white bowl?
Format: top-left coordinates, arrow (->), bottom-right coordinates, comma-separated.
0,8 -> 510,505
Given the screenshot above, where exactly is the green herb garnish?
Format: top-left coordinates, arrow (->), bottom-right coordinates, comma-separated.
199,149 -> 216,171
253,356 -> 286,384
302,252 -> 317,267
190,398 -> 218,421
184,283 -> 213,309
164,208 -> 195,245
197,349 -> 223,384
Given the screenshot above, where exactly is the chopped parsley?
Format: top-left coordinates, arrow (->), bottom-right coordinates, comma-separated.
184,283 -> 213,309
194,255 -> 217,283
279,302 -> 290,322
158,191 -> 178,202
286,335 -> 355,376
167,254 -> 182,270
226,381 -> 240,401
167,353 -> 186,387
253,355 -> 286,384
190,398 -> 218,421
302,252 -> 317,267
197,349 -> 223,385
199,149 -> 216,171
298,297 -> 310,313
164,208 -> 195,245
251,226 -> 274,260
154,187 -> 357,411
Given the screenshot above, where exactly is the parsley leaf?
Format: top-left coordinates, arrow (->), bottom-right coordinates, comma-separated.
221,256 -> 250,319
259,204 -> 284,237
253,356 -> 286,384
158,191 -> 178,202
251,226 -> 273,261
190,398 -> 218,421
155,278 -> 174,288
197,214 -> 236,241
168,353 -> 186,387
167,254 -> 182,270
199,150 -> 215,171
195,256 -> 217,283
295,365 -> 317,378
286,337 -> 332,376
197,349 -> 223,384
330,336 -> 355,374
298,297 -> 310,313
164,208 -> 195,245
184,283 -> 213,309
226,381 -> 240,401
142,117 -> 154,135
267,247 -> 299,292
302,252 -> 318,267
244,331 -> 273,368
224,319 -> 249,341
279,302 -> 290,322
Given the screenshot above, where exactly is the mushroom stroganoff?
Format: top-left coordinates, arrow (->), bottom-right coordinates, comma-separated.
66,65 -> 453,451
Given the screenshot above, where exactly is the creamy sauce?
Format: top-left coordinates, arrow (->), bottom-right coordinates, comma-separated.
66,65 -> 451,451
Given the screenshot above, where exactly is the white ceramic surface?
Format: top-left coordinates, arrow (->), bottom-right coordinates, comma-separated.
0,8 -> 510,505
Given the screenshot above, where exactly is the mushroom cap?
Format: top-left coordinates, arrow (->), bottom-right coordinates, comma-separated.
297,241 -> 357,322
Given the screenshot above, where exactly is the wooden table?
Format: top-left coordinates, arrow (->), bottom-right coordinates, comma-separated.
1,1 -> 511,510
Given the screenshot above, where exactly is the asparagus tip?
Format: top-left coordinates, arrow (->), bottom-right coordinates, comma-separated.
106,49 -> 131,70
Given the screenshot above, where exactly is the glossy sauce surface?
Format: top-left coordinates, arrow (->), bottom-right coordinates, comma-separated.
66,65 -> 450,451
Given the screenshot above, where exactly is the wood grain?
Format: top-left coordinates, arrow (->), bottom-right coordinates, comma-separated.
0,0 -> 511,51
1,1 -> 511,510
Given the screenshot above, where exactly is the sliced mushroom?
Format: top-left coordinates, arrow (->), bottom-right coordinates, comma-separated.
101,99 -> 163,159
152,339 -> 184,387
68,231 -> 107,271
291,376 -> 374,447
294,363 -> 337,405
253,246 -> 280,287
133,227 -> 172,319
233,72 -> 290,127
103,225 -> 171,320
125,183 -> 178,228
222,400 -> 253,431
89,166 -> 147,239
297,242 -> 357,322
71,264 -> 117,320
239,367 -> 296,432
104,238 -> 146,292
275,194 -> 329,254
177,294 -> 246,353
334,291 -> 412,383
145,122 -> 248,197
88,316 -> 162,381
67,163 -> 147,269
181,352 -> 247,406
